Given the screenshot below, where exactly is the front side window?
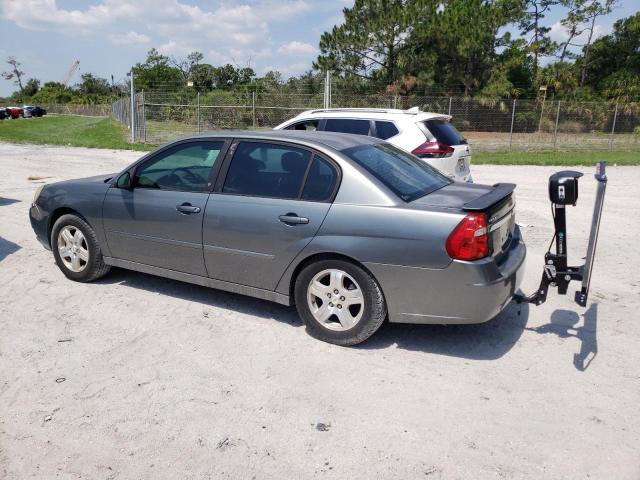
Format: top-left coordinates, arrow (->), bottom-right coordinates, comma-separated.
223,142 -> 312,199
342,143 -> 451,202
324,118 -> 371,136
135,141 -> 225,192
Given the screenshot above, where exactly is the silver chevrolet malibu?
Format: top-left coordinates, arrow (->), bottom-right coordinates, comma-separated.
29,131 -> 526,345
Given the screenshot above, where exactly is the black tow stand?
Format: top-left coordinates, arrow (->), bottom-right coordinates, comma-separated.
514,161 -> 607,307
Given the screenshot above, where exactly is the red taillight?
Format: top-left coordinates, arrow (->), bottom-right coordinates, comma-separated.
412,141 -> 454,158
446,213 -> 489,260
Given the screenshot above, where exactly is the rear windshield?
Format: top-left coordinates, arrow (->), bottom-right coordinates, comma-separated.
422,119 -> 466,145
341,144 -> 451,202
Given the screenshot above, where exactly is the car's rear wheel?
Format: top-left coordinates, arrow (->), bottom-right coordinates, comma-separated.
51,214 -> 110,282
295,259 -> 387,346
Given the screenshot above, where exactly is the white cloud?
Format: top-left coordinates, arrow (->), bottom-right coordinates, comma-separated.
0,0 -> 137,31
108,31 -> 150,45
278,41 -> 317,56
549,21 -> 609,45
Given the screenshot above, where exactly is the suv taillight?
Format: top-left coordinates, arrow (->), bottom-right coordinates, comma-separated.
412,141 -> 454,158
446,213 -> 489,260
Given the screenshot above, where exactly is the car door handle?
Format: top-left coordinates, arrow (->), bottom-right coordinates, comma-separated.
279,213 -> 309,225
176,203 -> 201,214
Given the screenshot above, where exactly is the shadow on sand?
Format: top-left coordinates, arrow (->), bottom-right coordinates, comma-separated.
98,268 -> 530,360
526,303 -> 598,371
0,236 -> 21,262
0,197 -> 21,207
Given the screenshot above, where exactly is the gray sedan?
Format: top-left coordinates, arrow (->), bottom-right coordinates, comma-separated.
29,131 -> 525,345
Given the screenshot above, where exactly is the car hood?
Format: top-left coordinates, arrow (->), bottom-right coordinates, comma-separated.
53,173 -> 116,186
409,182 -> 494,211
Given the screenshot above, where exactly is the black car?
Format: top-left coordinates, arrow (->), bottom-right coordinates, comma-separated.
0,108 -> 8,120
23,106 -> 46,118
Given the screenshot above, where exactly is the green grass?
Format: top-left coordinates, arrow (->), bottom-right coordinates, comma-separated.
1,115 -> 639,164
474,150 -> 640,166
0,115 -> 153,151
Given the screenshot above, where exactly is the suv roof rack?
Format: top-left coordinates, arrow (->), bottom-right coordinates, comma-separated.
304,107 -> 424,115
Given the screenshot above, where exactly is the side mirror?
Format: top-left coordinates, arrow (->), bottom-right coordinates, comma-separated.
116,171 -> 133,189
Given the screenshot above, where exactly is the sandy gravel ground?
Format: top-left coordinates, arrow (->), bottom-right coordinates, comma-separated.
1,142 -> 639,480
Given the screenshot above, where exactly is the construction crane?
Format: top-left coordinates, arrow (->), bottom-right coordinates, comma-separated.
62,60 -> 80,86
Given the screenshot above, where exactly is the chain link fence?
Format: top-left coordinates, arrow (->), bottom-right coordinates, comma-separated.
111,89 -> 640,152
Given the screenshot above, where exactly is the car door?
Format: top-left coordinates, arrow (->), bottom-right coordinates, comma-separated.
203,140 -> 339,290
102,139 -> 228,276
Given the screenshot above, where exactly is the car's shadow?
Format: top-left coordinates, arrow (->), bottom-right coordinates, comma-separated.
97,268 -> 302,327
525,303 -> 598,371
98,268 -> 530,360
360,302 -> 529,360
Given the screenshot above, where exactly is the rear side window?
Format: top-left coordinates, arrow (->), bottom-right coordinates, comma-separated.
342,143 -> 450,202
422,120 -> 466,145
374,121 -> 399,140
285,120 -> 319,131
324,118 -> 371,136
301,155 -> 338,202
223,142 -> 311,199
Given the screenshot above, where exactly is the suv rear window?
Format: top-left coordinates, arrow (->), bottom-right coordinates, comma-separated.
422,119 -> 466,145
341,144 -> 451,202
324,118 -> 371,136
374,121 -> 399,140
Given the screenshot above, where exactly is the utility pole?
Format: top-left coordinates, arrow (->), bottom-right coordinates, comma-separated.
537,85 -> 547,134
323,71 -> 332,109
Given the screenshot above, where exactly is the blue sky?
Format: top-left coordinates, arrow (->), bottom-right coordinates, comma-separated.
0,0 -> 637,97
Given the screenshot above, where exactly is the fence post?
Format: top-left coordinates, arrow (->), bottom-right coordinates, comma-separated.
142,90 -> 146,143
448,97 -> 452,116
129,70 -> 135,143
553,100 -> 561,150
197,92 -> 201,134
252,91 -> 256,128
609,103 -> 619,151
509,99 -> 516,152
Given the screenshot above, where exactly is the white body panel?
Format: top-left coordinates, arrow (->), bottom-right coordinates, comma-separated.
274,108 -> 472,182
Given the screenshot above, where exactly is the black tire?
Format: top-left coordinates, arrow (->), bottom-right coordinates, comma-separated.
51,214 -> 111,282
294,259 -> 387,346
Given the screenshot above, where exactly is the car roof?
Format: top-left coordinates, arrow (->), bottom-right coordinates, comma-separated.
184,129 -> 385,152
290,108 -> 450,122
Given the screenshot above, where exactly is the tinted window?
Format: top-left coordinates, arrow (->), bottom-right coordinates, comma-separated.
423,120 -> 466,145
342,144 -> 450,202
301,155 -> 338,202
374,121 -> 399,140
324,118 -> 371,136
285,120 -> 319,131
135,141 -> 224,191
223,142 -> 311,199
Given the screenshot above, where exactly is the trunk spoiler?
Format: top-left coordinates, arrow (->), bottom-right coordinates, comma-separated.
462,183 -> 516,211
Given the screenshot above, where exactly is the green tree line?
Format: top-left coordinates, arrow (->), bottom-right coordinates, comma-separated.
1,2 -> 638,105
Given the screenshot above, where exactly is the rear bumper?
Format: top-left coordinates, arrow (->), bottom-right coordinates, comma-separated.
365,227 -> 526,324
29,203 -> 51,250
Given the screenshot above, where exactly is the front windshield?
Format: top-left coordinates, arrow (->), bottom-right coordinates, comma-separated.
341,143 -> 451,202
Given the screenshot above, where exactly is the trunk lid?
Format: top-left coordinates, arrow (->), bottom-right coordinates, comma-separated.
410,182 -> 517,259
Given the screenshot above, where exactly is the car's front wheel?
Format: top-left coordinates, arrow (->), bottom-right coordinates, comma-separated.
295,259 -> 387,346
51,214 -> 111,282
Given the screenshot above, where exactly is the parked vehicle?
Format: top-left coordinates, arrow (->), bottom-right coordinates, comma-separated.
23,105 -> 47,118
0,108 -> 7,120
29,131 -> 524,345
275,108 -> 473,182
6,106 -> 23,119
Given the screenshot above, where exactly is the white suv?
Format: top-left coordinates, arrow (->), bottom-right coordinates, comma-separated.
274,107 -> 472,182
